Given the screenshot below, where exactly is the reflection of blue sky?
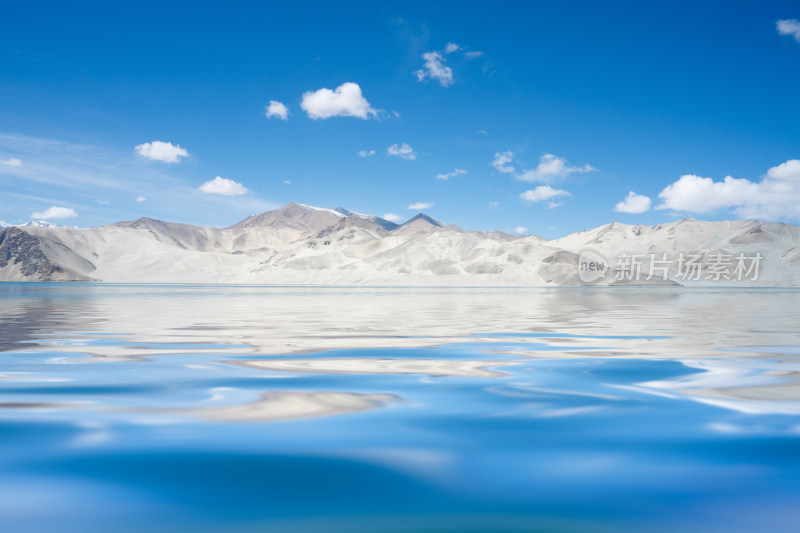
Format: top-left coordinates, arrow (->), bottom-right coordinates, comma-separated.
2,285 -> 800,532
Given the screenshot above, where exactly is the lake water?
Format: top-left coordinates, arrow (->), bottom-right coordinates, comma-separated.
1,284 -> 800,533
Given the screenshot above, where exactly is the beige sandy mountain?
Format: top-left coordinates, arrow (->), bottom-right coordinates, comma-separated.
1,204 -> 798,285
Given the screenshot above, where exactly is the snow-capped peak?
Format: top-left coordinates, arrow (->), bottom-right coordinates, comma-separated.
18,220 -> 62,228
295,203 -> 346,218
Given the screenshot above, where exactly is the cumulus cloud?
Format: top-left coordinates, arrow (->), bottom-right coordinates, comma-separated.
491,151 -> 515,173
31,206 -> 77,219
387,143 -> 416,160
135,195 -> 146,202
436,168 -> 467,180
517,153 -> 595,183
777,19 -> 800,42
357,150 -> 376,158
444,42 -> 461,54
614,191 -> 652,214
407,201 -> 433,210
199,176 -> 248,196
657,175 -> 759,213
414,51 -> 454,87
300,82 -> 377,119
656,159 -> 800,220
383,213 -> 401,222
265,100 -> 289,120
519,186 -> 571,202
135,141 -> 189,163
2,157 -> 22,167
514,226 -> 528,234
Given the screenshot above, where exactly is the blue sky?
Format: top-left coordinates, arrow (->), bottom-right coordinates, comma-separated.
1,0 -> 799,237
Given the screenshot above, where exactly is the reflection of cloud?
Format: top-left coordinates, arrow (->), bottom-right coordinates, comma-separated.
635,359 -> 800,415
693,396 -> 800,415
184,390 -> 396,422
231,358 -> 518,378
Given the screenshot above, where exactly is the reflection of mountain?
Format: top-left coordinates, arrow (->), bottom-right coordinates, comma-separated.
2,203 -> 799,285
231,358 -> 519,378
183,390 -> 398,422
0,287 -> 99,351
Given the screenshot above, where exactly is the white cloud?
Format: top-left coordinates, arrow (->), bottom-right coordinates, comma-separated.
0,133 -> 278,225
517,153 -> 595,183
491,151 -> 515,173
414,43 -> 484,86
436,168 -> 467,180
198,176 -> 248,196
31,206 -> 77,219
414,51 -> 454,87
657,175 -> 759,213
777,19 -> 800,42
656,159 -> 800,220
134,141 -> 189,164
514,226 -> 528,234
97,200 -> 110,205
283,180 -> 292,185
767,159 -> 800,179
357,149 -> 376,158
547,201 -> 563,210
383,213 -> 401,222
135,195 -> 146,202
265,100 -> 289,120
519,186 -> 571,202
2,157 -> 22,167
407,201 -> 433,210
614,191 -> 652,214
493,151 -> 595,183
300,82 -> 377,119
387,143 -> 416,160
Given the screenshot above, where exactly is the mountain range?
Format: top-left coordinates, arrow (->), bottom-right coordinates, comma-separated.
1,203 -> 798,285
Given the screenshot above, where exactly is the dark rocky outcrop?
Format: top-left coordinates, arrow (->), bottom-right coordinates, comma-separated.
0,227 -> 66,280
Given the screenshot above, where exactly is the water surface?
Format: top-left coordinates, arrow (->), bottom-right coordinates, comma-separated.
1,284 -> 799,532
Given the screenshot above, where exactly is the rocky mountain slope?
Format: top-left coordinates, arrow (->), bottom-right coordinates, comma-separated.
1,203 -> 798,285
